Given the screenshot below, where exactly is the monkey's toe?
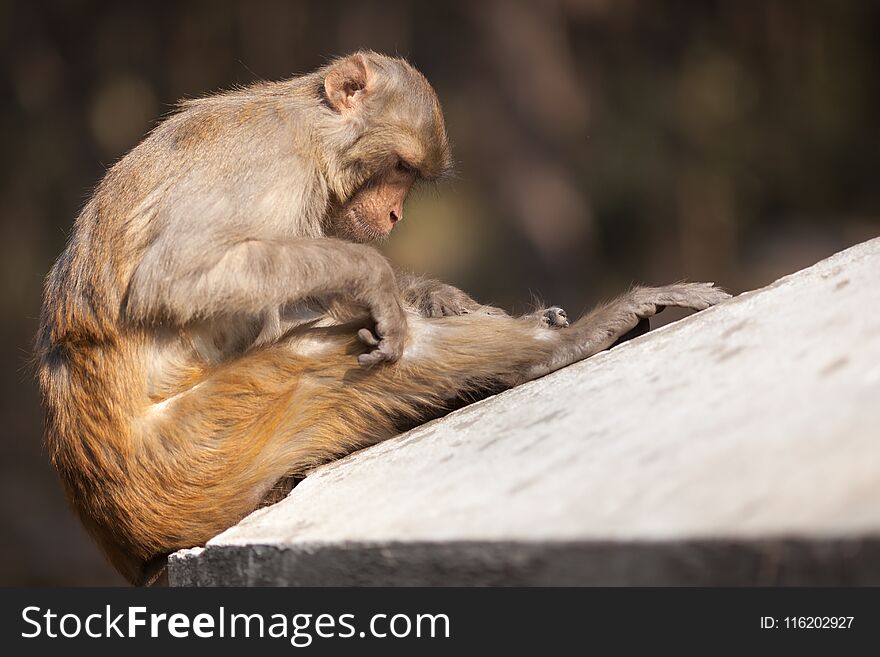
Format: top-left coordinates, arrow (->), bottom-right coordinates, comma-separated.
425,301 -> 469,317
542,306 -> 569,329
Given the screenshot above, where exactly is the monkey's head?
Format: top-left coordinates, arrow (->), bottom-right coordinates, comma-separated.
318,51 -> 452,243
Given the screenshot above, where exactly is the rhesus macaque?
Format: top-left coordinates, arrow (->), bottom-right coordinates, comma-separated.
36,51 -> 729,585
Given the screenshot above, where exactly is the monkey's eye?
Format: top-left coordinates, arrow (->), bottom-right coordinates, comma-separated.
395,159 -> 416,175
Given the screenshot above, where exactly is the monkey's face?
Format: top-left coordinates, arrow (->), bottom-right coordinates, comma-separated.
334,160 -> 417,243
321,52 -> 452,243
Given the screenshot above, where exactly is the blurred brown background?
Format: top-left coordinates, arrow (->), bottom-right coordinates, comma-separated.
1,1 -> 878,585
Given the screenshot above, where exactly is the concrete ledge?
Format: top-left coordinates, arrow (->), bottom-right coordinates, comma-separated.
169,237 -> 880,586
170,539 -> 880,586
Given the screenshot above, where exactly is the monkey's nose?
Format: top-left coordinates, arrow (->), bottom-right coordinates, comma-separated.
389,210 -> 400,224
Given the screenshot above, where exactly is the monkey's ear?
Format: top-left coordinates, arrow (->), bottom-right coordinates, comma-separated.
324,54 -> 369,113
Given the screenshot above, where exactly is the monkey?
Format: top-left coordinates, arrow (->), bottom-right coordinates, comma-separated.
36,51 -> 730,585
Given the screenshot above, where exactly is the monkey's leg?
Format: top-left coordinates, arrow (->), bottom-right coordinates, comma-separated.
286,283 -> 729,469
524,283 -> 728,380
359,282 -> 729,385
610,317 -> 651,347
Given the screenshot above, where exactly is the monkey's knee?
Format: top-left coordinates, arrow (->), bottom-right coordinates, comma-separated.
539,306 -> 569,329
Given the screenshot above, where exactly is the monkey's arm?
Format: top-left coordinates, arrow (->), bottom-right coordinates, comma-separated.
394,270 -> 506,318
125,238 -> 408,363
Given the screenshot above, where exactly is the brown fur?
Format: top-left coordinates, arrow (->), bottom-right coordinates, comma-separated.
36,52 -> 729,584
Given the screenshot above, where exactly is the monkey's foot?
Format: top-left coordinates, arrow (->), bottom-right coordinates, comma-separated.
541,306 -> 569,329
422,286 -> 497,318
630,282 -> 731,316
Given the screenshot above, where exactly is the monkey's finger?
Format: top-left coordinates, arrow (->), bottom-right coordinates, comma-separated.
358,343 -> 399,367
357,350 -> 385,367
357,328 -> 380,347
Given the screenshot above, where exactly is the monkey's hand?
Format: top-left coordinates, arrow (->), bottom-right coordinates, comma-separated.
350,260 -> 410,367
356,294 -> 408,367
